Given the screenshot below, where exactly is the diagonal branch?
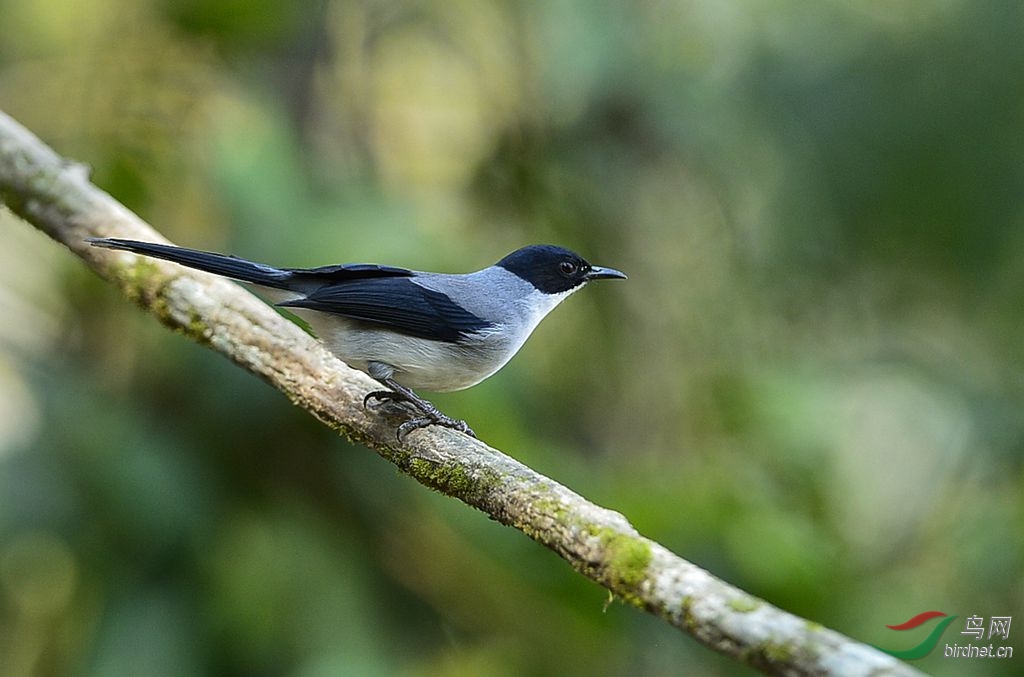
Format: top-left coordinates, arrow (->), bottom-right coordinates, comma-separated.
0,110 -> 921,676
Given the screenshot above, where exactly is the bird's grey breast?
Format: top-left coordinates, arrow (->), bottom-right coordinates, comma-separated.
413,266 -> 578,355
413,267 -> 547,329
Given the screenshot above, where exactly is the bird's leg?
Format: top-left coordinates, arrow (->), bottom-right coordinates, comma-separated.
364,379 -> 476,440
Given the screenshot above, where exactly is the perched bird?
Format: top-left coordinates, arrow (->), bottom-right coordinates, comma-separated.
88,237 -> 627,438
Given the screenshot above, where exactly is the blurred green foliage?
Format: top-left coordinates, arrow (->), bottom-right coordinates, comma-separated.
1,1 -> 1022,675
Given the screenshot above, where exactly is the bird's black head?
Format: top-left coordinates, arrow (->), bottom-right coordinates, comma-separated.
495,244 -> 627,294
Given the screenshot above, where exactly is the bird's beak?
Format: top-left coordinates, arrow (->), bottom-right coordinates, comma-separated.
585,266 -> 627,281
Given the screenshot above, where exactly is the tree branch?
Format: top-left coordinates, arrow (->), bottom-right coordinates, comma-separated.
0,110 -> 920,676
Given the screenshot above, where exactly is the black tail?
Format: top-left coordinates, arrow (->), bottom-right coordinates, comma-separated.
88,238 -> 295,290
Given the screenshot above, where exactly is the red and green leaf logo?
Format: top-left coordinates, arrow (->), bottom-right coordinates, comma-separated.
875,611 -> 958,659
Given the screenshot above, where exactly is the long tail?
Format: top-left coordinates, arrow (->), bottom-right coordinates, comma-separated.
88,237 -> 295,290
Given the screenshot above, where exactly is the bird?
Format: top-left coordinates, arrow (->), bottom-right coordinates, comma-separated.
87,237 -> 627,439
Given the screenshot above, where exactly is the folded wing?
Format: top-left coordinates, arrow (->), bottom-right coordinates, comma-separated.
279,277 -> 494,342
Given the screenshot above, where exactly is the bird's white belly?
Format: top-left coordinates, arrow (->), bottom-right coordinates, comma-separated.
300,312 -> 516,392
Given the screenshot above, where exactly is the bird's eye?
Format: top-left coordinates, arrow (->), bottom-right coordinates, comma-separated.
559,261 -> 578,276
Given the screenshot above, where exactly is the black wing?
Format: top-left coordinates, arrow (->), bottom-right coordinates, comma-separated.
286,262 -> 415,280
278,277 -> 494,342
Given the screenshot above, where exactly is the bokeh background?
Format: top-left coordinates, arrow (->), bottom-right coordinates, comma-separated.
1,1 -> 1022,675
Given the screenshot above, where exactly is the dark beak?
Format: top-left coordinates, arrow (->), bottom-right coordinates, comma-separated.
585,265 -> 627,281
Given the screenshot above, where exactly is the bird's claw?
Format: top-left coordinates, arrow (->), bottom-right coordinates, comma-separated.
396,417 -> 433,439
364,390 -> 476,440
364,390 -> 405,409
404,414 -> 476,440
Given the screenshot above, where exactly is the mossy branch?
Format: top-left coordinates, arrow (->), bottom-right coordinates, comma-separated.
0,110 -> 921,677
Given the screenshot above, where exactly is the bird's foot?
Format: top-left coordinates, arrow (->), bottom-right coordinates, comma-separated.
364,389 -> 476,441
395,413 -> 476,440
